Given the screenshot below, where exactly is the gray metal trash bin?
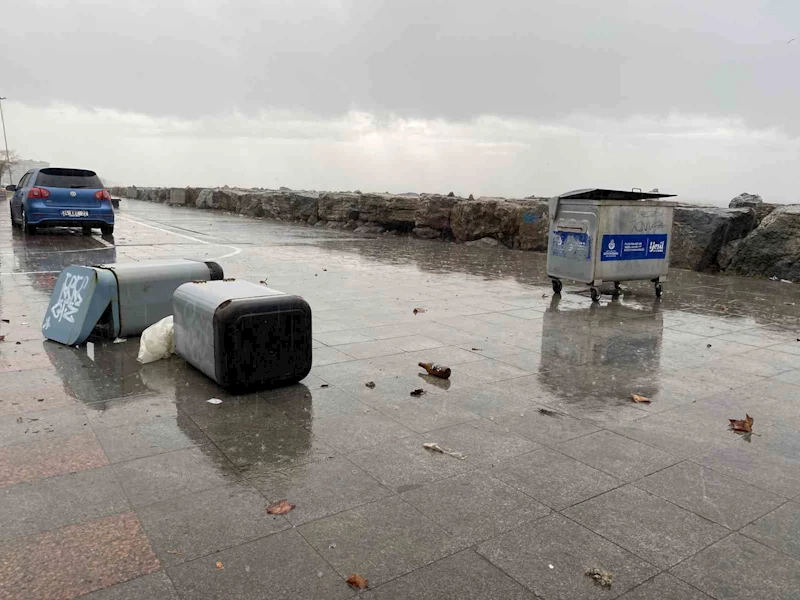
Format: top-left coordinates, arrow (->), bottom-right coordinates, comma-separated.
546,189 -> 676,301
43,259 -> 224,345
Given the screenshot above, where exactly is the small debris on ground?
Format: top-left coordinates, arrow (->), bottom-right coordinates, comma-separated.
786,302 -> 796,306
471,347 -> 483,351
1,319 -> 8,323
631,393 -> 651,403
729,414 -> 754,434
781,279 -> 793,284
365,381 -> 376,389
538,408 -> 560,417
585,567 -> 613,588
423,442 -> 466,460
0,335 -> 5,342
267,499 -> 296,515
328,543 -> 337,549
215,561 -> 224,570
413,307 -> 426,314
707,344 -> 712,348
718,305 -> 729,312
320,384 -> 329,388
113,338 -> 126,344
542,293 -> 548,298
207,398 -> 223,405
15,341 -> 20,345
346,574 -> 369,590
167,549 -> 184,556
418,362 -> 451,379
410,388 -> 426,397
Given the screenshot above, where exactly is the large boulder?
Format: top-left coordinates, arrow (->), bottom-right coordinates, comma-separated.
450,199 -> 522,246
670,207 -> 758,271
727,205 -> 800,281
414,195 -> 458,230
196,188 -> 247,211
515,200 -> 550,251
318,192 -> 360,222
257,190 -> 319,221
728,192 -> 777,223
357,194 -> 418,230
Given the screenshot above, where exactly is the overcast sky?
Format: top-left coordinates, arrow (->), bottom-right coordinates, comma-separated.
2,0 -> 798,203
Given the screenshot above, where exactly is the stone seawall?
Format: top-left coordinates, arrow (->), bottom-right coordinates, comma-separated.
110,186 -> 799,281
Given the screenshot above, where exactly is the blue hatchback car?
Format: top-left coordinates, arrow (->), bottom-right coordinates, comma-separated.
7,167 -> 115,235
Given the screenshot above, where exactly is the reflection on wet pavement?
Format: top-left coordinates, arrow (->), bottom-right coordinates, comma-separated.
1,199 -> 799,599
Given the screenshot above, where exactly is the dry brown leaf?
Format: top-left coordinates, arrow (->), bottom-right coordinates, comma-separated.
167,549 -> 184,556
631,393 -> 651,403
413,307 -> 426,314
215,561 -> 224,570
729,414 -> 754,433
410,388 -> 426,397
423,442 -> 466,460
267,499 -> 296,515
585,567 -> 613,588
346,574 -> 369,589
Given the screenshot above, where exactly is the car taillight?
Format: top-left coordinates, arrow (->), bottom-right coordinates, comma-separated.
94,190 -> 111,201
28,187 -> 51,199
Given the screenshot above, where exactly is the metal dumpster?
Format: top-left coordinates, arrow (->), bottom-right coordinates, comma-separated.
42,259 -> 224,345
547,189 -> 676,301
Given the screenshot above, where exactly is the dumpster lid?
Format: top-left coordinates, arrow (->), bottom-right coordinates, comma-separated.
558,188 -> 676,200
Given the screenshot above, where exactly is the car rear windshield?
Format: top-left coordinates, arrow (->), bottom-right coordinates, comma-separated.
35,168 -> 104,189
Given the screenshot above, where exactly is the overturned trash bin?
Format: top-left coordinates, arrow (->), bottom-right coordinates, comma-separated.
43,259 -> 224,345
173,280 -> 312,392
547,188 -> 676,302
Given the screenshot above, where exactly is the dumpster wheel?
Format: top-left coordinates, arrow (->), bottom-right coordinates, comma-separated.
590,286 -> 600,302
654,282 -> 663,298
613,282 -> 622,297
551,279 -> 563,294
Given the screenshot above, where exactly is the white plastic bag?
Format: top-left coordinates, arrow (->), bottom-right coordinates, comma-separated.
137,316 -> 175,364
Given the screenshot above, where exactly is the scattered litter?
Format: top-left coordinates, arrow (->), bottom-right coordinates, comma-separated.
423,442 -> 466,460
320,384 -> 330,388
346,574 -> 369,590
549,564 -> 554,569
316,571 -> 324,579
259,280 -> 268,285
413,307 -> 426,315
410,389 -> 426,397
729,414 -> 754,434
21,322 -> 27,326
323,268 -> 327,271
207,398 -> 223,405
631,393 -> 651,404
786,302 -> 796,306
418,362 -> 451,379
707,344 -> 712,348
0,335 -> 5,342
538,408 -> 560,417
137,316 -> 175,364
585,567 -> 613,588
267,499 -> 296,515
37,398 -> 44,402
542,293 -> 549,298
471,347 -> 483,351
718,305 -> 729,312
781,279 -> 792,284
1,319 -> 8,323
167,549 -> 184,556
215,561 -> 224,570
113,338 -> 126,344
15,341 -> 20,345
328,543 -> 337,549
770,276 -> 779,281
365,381 -> 376,389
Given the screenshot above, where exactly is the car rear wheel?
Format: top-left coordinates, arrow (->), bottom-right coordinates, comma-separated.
100,224 -> 114,236
22,208 -> 36,235
10,205 -> 21,229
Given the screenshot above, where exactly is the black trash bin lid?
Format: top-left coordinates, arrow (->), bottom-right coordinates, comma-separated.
558,188 -> 676,200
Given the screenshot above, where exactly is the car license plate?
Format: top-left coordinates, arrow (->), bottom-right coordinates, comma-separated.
61,210 -> 89,217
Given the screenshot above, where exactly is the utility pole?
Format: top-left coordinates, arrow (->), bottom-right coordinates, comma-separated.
0,97 -> 12,186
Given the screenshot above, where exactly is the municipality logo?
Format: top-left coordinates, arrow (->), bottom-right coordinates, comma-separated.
649,240 -> 665,253
607,239 -> 616,250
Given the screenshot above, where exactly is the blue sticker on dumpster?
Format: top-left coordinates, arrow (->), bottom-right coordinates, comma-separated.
601,234 -> 668,261
550,231 -> 591,261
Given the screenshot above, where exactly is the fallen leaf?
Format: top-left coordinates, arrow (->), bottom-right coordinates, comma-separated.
267,499 -> 296,515
216,561 -> 224,570
207,398 -> 223,405
410,388 -> 426,397
423,442 -> 466,460
631,393 -> 651,403
585,567 -> 613,588
365,381 -> 376,389
729,414 -> 754,433
538,408 -> 560,417
346,574 -> 369,589
413,307 -> 426,314
167,549 -> 184,556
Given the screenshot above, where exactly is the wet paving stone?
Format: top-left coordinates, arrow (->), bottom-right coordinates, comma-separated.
2,200 -> 800,598
0,512 -> 159,600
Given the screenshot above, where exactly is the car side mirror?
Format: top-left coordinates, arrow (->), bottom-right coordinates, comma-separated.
5,185 -> 16,192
